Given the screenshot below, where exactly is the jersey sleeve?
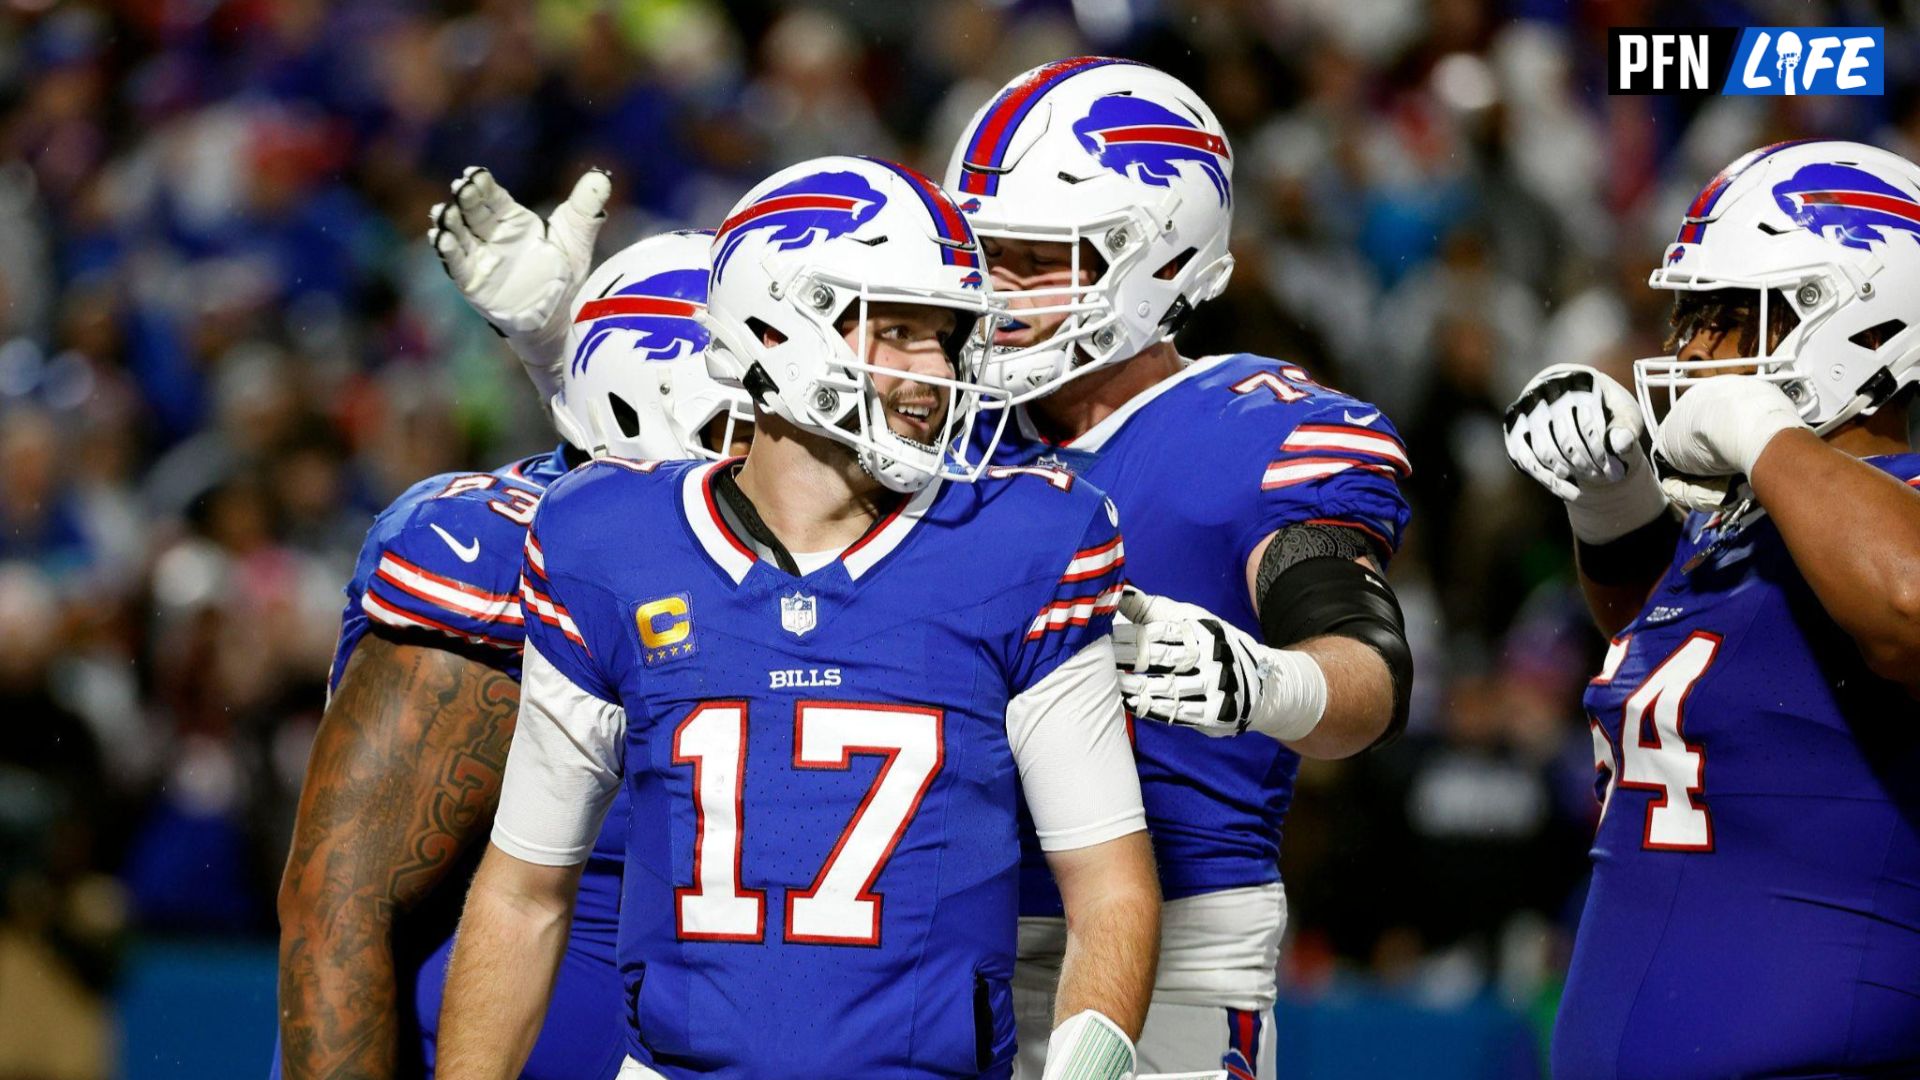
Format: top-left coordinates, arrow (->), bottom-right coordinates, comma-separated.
491,640 -> 626,866
356,497 -> 527,664
1005,494 -> 1128,695
1872,453 -> 1920,487
493,493 -> 634,865
516,505 -> 622,704
1006,635 -> 1146,852
1237,397 -> 1413,568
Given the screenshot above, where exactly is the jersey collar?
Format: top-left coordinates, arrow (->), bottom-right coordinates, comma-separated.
506,445 -> 570,488
679,459 -> 944,585
1014,354 -> 1225,453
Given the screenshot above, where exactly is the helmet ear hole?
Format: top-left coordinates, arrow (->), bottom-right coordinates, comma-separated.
609,393 -> 643,439
1850,319 -> 1908,350
1154,247 -> 1196,281
746,318 -> 788,348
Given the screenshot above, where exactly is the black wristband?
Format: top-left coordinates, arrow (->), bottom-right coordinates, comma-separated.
1576,512 -> 1681,587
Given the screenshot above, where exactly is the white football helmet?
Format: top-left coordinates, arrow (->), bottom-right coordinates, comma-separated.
551,231 -> 750,462
944,57 -> 1235,403
1637,139 -> 1920,446
701,156 -> 1008,493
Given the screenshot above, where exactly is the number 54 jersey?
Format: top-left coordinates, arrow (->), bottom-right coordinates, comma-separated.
1559,454 -> 1920,1079
495,458 -> 1145,1079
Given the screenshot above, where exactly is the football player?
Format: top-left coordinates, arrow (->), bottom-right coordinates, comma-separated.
1504,139 -> 1920,1077
274,186 -> 748,1077
436,156 -> 1161,1080
943,59 -> 1414,1079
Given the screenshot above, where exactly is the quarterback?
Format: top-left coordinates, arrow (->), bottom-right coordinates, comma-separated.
436,157 -> 1161,1080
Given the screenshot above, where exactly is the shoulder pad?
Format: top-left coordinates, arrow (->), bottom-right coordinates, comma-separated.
355,474 -> 537,651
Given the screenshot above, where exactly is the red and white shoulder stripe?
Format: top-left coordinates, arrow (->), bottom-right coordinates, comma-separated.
361,590 -> 520,650
1025,583 -> 1124,642
1060,537 -> 1125,584
1262,457 -> 1403,490
371,553 -> 523,626
1278,424 -> 1410,473
520,575 -> 588,650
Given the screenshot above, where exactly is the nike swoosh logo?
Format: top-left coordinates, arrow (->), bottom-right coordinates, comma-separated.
430,523 -> 481,563
1343,410 -> 1379,426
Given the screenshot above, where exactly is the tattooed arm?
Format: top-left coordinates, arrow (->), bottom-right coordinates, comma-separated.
276,633 -> 519,1080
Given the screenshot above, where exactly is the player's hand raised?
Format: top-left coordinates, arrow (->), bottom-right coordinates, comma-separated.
1504,364 -> 1669,543
1112,587 -> 1325,742
429,167 -> 611,401
1653,374 -> 1808,511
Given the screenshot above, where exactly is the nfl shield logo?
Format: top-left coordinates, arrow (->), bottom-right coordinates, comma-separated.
780,592 -> 817,637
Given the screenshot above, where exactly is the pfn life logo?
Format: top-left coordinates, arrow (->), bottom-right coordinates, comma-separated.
1609,27 -> 1883,96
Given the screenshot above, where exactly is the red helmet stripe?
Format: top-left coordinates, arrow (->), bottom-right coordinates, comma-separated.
574,296 -> 701,322
717,194 -> 861,240
959,56 -> 1136,196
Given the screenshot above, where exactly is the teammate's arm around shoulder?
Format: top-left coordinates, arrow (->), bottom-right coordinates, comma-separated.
440,510 -> 628,1079
1117,387 -> 1414,757
277,633 -> 520,1080
1115,531 -> 1411,759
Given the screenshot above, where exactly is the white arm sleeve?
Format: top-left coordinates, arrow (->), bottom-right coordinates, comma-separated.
491,640 -> 627,865
1006,635 -> 1147,852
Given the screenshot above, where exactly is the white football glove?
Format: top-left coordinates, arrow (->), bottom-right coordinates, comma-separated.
1503,363 -> 1669,543
1653,374 -> 1808,512
1112,586 -> 1327,743
428,166 -> 611,401
1040,1011 -> 1136,1080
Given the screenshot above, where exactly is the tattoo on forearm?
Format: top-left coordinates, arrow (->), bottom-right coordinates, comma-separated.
277,634 -> 520,1080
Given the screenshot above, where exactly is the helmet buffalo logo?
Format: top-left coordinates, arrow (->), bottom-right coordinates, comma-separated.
1772,162 -> 1920,252
570,268 -> 709,376
714,171 -> 887,278
959,269 -> 983,289
957,197 -> 982,213
1666,244 -> 1686,265
1072,95 -> 1230,206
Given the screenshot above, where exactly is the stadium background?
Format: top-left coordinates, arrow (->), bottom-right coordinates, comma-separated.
0,0 -> 1907,1076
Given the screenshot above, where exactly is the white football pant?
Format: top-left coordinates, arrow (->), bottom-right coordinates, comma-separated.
1013,883 -> 1284,1080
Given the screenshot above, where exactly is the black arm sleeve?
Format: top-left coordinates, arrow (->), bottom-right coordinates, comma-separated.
1254,524 -> 1413,748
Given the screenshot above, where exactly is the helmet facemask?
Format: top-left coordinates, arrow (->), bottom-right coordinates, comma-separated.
1635,284 -> 1821,436
968,203 -> 1154,404
967,191 -> 1234,406
705,268 -> 1011,494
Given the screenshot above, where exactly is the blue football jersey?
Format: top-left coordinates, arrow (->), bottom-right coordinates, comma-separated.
1557,455 -> 1920,1078
519,457 -> 1130,1078
277,448 -> 627,1080
988,353 -> 1411,909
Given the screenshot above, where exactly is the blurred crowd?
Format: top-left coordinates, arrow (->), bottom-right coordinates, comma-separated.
2,0 -> 1916,1068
